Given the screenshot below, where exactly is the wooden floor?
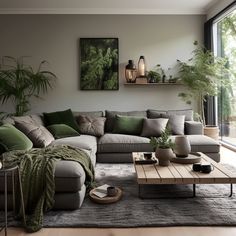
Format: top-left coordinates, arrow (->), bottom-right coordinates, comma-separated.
2,147 -> 236,236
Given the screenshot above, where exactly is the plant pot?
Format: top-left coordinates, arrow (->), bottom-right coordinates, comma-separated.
174,135 -> 191,157
204,125 -> 219,140
155,148 -> 175,166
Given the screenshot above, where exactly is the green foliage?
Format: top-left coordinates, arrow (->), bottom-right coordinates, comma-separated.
218,86 -> 232,122
147,64 -> 164,83
80,39 -> 118,90
177,41 -> 229,125
0,56 -> 57,116
150,128 -> 174,149
217,11 -> 236,123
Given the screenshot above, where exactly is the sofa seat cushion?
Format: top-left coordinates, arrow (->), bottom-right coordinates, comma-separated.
54,160 -> 86,192
0,157 -> 88,193
186,135 -> 220,153
51,135 -> 97,166
98,133 -> 152,153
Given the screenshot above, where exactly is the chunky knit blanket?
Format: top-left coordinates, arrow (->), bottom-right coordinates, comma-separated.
2,145 -> 94,232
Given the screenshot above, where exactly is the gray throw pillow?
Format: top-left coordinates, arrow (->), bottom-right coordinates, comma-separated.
13,115 -> 54,148
141,118 -> 169,137
167,109 -> 193,121
77,115 -> 106,137
163,114 -> 186,135
73,111 -> 103,118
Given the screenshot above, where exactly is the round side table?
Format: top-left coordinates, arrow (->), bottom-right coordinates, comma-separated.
89,187 -> 122,204
0,165 -> 26,236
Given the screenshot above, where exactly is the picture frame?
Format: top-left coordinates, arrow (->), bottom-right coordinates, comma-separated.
80,38 -> 119,90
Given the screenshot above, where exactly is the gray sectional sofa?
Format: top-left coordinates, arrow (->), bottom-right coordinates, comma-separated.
0,109 -> 220,210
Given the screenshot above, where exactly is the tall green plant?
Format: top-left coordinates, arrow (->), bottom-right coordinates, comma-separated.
0,56 -> 57,116
177,41 -> 228,126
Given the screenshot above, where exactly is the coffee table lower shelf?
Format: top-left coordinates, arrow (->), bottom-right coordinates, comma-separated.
138,183 -> 234,199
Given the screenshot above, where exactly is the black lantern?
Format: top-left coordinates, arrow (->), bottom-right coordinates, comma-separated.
138,56 -> 146,77
125,60 -> 137,83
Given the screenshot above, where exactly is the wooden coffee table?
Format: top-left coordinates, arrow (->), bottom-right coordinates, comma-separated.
133,152 -> 236,198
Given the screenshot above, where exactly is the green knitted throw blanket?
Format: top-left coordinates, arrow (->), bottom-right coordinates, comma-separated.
2,145 -> 94,232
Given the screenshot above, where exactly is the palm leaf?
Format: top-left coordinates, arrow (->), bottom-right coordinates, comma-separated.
0,56 -> 57,116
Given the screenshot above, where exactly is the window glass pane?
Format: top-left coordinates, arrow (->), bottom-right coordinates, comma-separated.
214,9 -> 236,146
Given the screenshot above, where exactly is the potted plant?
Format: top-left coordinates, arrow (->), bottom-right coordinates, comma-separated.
150,128 -> 175,166
147,64 -> 165,83
0,56 -> 57,116
177,41 -> 229,139
147,70 -> 161,83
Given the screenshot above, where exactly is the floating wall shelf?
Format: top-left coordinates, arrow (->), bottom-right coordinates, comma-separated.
124,83 -> 183,85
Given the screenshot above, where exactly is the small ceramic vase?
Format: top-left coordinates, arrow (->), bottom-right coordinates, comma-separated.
155,148 -> 175,166
174,135 -> 191,158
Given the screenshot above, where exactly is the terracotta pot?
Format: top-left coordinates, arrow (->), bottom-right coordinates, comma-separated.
174,135 -> 191,158
155,148 -> 175,166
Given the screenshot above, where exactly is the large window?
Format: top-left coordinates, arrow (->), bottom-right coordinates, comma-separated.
213,7 -> 236,146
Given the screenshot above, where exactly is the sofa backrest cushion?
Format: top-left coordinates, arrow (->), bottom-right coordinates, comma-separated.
112,115 -> 144,135
147,109 -> 193,121
167,109 -> 193,121
73,111 -> 103,118
47,124 -> 80,139
0,124 -> 33,151
77,115 -> 106,137
43,109 -> 79,132
105,110 -> 147,133
147,110 -> 167,118
141,118 -> 169,137
13,115 -> 54,148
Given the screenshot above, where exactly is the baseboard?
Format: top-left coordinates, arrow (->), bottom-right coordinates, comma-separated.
220,141 -> 236,152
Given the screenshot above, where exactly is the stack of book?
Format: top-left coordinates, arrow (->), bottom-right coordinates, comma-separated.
92,184 -> 110,198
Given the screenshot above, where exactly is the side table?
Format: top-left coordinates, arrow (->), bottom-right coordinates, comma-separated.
0,165 -> 26,236
89,187 -> 123,204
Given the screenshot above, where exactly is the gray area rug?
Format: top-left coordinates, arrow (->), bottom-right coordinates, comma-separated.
1,163 -> 236,227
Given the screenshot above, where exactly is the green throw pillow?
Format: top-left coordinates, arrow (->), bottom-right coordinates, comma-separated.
47,124 -> 80,139
112,115 -> 144,135
43,109 -> 79,132
0,124 -> 33,151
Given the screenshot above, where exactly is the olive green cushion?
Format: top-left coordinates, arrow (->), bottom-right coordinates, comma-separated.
43,109 -> 79,131
47,124 -> 80,139
0,124 -> 33,151
112,115 -> 144,135
105,110 -> 147,133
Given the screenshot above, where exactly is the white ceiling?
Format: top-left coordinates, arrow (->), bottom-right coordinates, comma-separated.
0,0 -> 219,14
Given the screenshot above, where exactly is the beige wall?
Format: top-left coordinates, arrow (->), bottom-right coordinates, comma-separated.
0,14 -> 205,114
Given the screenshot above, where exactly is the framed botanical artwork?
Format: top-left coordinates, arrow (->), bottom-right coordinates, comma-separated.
80,38 -> 119,90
